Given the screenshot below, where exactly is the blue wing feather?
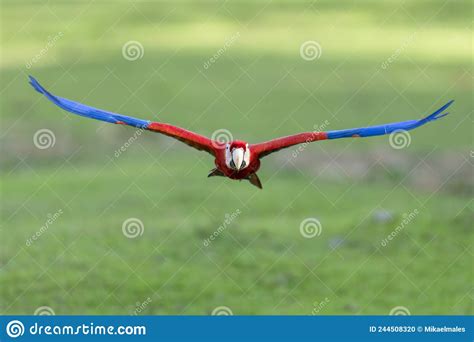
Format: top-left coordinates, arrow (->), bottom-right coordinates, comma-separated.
29,76 -> 150,128
326,100 -> 453,139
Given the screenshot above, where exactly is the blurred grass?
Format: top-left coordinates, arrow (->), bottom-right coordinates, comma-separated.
0,0 -> 472,314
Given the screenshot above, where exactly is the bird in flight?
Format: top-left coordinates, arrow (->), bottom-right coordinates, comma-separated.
29,76 -> 452,189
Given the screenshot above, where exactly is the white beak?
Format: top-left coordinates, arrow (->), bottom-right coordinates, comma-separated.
232,148 -> 244,170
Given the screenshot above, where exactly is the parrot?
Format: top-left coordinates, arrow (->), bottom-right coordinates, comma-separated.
29,76 -> 452,189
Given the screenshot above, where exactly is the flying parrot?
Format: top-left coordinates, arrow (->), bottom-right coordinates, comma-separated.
29,76 -> 452,189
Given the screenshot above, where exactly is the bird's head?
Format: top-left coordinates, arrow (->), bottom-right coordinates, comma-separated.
225,141 -> 250,171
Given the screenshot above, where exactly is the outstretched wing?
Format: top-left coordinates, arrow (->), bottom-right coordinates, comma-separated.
29,76 -> 216,155
251,101 -> 453,158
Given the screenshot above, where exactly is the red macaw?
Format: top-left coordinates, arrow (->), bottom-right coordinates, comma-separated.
29,76 -> 452,189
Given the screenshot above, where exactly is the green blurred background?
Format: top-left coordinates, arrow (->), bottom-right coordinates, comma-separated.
1,0 -> 472,315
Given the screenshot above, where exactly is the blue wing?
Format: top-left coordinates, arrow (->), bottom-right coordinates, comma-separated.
29,76 -> 150,128
326,100 -> 453,140
29,76 -> 217,154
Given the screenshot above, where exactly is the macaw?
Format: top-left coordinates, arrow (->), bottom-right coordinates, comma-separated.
29,76 -> 452,189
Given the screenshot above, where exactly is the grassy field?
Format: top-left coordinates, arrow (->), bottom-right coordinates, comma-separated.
1,1 -> 472,315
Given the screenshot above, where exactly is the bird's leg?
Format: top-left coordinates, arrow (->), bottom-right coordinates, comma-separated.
247,173 -> 263,189
207,168 -> 225,177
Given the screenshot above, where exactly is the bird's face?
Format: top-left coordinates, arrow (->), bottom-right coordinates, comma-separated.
225,141 -> 250,171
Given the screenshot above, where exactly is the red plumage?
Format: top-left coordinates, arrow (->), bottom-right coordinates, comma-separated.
29,76 -> 452,190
